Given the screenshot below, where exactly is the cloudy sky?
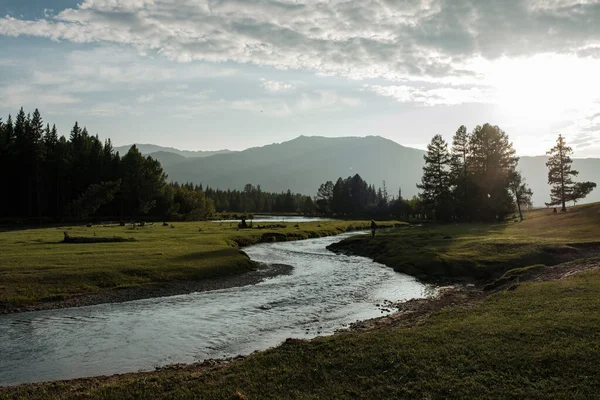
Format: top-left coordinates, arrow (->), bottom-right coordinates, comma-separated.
1,0 -> 600,156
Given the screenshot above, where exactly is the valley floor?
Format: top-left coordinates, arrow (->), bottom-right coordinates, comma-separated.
1,204 -> 599,399
2,256 -> 599,399
0,220 -> 396,314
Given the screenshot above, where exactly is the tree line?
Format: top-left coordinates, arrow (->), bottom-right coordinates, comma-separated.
417,124 -> 595,222
205,184 -> 315,215
315,175 -> 424,220
0,108 -> 312,222
2,108 -> 594,223
313,126 -> 597,222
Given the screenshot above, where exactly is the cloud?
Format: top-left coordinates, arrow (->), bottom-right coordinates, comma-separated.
363,84 -> 495,106
0,46 -> 235,114
173,90 -> 361,118
2,0 -> 600,154
0,84 -> 80,109
260,78 -> 295,93
135,94 -> 155,103
1,0 -> 599,83
569,132 -> 600,150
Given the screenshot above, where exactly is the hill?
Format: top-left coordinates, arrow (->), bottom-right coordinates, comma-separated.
146,151 -> 188,167
164,135 -> 425,198
114,143 -> 234,158
154,136 -> 599,206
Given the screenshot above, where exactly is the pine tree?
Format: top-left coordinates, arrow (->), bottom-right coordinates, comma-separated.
468,124 -> 518,221
546,134 -> 577,212
1,115 -> 13,217
508,171 -> 533,221
417,134 -> 452,220
121,145 -> 167,218
450,125 -> 470,220
5,114 -> 13,143
569,182 -> 596,205
30,109 -> 45,220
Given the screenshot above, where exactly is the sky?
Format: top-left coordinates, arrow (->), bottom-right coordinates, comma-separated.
1,0 -> 600,157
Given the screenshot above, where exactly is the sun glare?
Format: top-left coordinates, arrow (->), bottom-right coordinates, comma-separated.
481,54 -> 600,128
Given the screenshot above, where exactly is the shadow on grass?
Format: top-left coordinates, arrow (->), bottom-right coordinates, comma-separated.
327,221 -> 600,282
171,248 -> 249,262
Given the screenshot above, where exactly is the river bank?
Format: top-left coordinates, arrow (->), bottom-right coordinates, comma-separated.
328,204 -> 600,283
2,205 -> 599,397
3,255 -> 598,398
0,233 -> 427,386
0,220 -> 403,314
1,263 -> 293,314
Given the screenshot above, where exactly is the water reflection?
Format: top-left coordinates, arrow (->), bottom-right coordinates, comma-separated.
0,232 -> 428,386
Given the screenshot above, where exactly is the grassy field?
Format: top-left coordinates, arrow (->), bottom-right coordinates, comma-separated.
2,205 -> 599,398
3,260 -> 599,398
0,220 -> 398,311
329,203 -> 600,281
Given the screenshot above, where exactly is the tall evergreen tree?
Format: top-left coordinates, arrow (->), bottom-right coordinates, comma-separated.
4,114 -> 13,143
417,134 -> 452,220
1,115 -> 14,217
508,171 -> 533,221
468,124 -> 518,221
30,109 -> 45,220
450,125 -> 470,220
546,134 -> 579,212
316,181 -> 334,214
121,145 -> 167,218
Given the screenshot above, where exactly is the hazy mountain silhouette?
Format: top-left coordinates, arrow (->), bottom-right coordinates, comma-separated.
145,136 -> 599,206
163,135 -> 424,199
114,143 -> 234,158
146,151 -> 188,167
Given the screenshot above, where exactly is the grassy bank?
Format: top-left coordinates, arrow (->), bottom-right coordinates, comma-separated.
2,206 -> 599,398
3,260 -> 599,399
0,220 -> 400,312
329,203 -> 600,282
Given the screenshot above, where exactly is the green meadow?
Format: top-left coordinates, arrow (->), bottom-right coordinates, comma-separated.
1,204 -> 599,399
2,204 -> 600,399
0,220 -> 397,311
330,203 -> 600,281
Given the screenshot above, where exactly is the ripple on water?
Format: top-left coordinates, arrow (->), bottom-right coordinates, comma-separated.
0,232 -> 429,386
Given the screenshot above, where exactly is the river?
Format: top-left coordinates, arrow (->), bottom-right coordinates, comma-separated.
0,232 -> 429,386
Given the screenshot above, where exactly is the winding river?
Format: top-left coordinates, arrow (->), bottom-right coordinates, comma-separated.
0,232 -> 429,386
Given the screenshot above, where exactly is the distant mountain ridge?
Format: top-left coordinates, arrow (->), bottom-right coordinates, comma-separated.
134,136 -> 600,207
114,143 -> 234,158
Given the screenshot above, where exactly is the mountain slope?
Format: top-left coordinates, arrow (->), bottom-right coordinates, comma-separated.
115,144 -> 234,158
147,151 -> 188,167
165,135 -> 424,198
157,136 -> 599,206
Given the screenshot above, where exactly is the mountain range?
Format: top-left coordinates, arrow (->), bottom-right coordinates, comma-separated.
114,144 -> 234,158
118,136 -> 600,207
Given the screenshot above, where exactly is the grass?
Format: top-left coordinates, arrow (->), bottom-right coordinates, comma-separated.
329,203 -> 600,282
3,262 -> 600,399
1,205 -> 599,398
0,220 -> 401,310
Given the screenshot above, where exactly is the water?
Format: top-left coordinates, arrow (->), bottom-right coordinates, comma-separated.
0,233 -> 429,386
212,215 -> 333,223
